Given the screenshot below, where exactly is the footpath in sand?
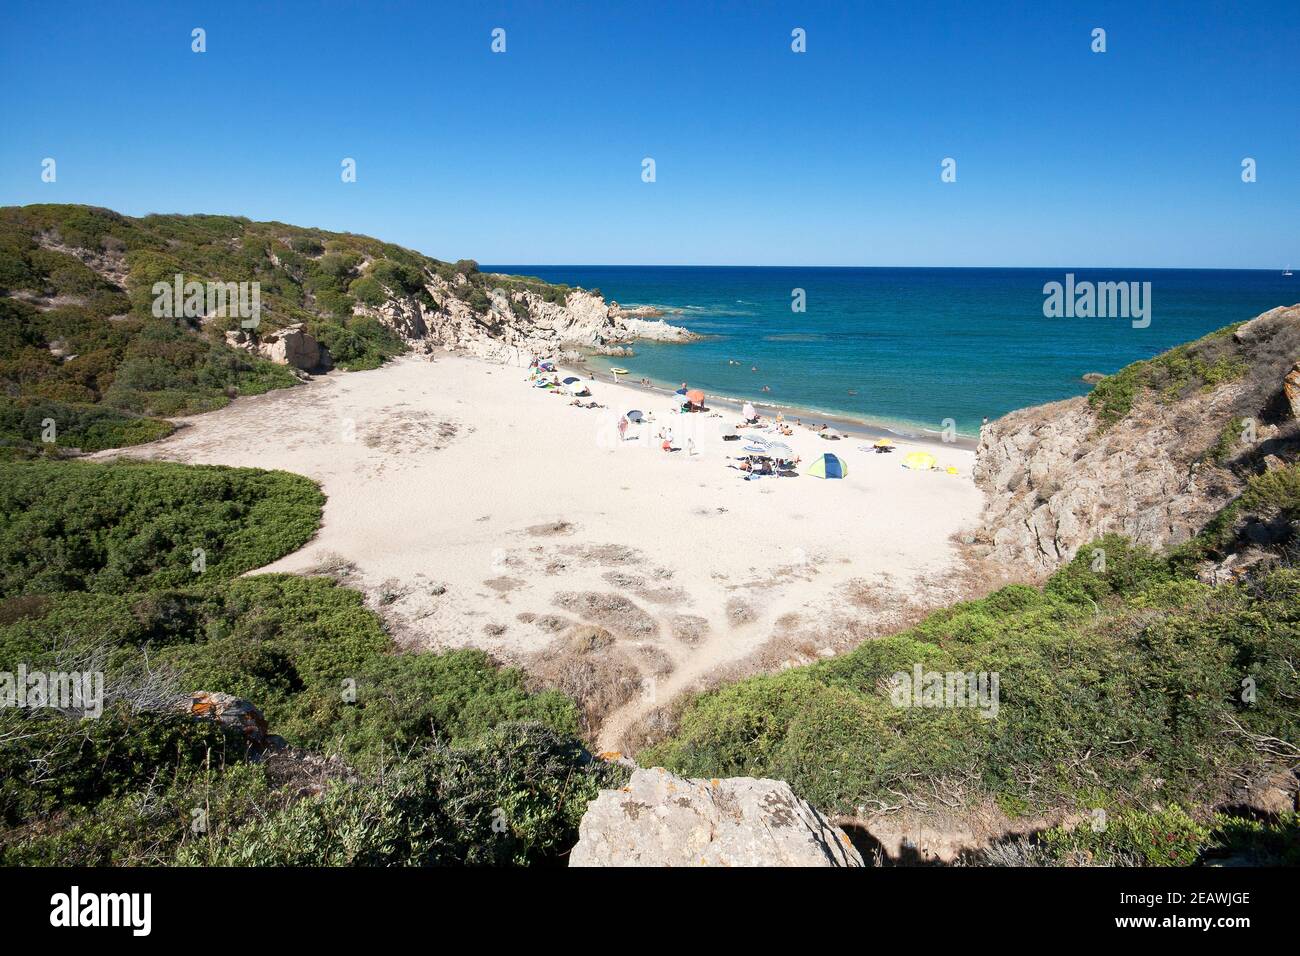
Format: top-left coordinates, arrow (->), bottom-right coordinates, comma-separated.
102,355 -> 984,750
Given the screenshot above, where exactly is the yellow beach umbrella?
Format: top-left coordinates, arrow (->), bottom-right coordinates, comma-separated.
902,451 -> 937,471
873,438 -> 894,448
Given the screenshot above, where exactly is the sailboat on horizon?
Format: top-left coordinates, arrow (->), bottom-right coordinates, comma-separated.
1285,265 -> 1293,277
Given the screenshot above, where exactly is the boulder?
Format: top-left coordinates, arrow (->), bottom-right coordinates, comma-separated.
180,691 -> 279,750
257,323 -> 328,371
1226,771 -> 1298,816
569,767 -> 863,867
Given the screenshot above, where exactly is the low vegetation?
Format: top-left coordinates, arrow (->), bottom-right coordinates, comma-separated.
641,534 -> 1300,864
0,458 -> 613,867
1087,324 -> 1249,427
0,459 -> 323,596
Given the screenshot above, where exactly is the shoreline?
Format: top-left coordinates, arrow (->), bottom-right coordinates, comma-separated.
573,352 -> 980,452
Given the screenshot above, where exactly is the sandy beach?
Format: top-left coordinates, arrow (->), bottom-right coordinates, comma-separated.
103,353 -> 984,749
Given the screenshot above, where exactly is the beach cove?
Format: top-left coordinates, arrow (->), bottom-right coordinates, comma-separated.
101,352 -> 983,748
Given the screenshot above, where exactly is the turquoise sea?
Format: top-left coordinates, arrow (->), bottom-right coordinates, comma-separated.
485,266 -> 1297,437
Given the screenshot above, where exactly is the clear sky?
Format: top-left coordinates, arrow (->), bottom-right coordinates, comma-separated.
1,0 -> 1296,268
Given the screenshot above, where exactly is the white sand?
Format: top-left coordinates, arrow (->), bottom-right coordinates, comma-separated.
105,354 -> 984,748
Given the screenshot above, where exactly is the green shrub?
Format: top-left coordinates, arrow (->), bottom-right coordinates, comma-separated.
643,543 -> 1300,818
0,459 -> 323,596
1041,805 -> 1209,866
1087,326 -> 1248,428
180,723 -> 624,867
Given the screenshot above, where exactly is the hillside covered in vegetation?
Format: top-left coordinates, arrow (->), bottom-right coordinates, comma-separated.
0,204 -> 584,456
0,458 -> 621,865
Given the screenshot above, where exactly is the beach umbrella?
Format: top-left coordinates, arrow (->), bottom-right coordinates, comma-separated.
806,453 -> 847,479
686,388 -> 705,406
743,445 -> 770,455
562,376 -> 582,385
902,451 -> 937,471
742,402 -> 757,420
625,410 -> 644,422
874,438 -> 895,448
819,428 -> 843,440
766,442 -> 794,460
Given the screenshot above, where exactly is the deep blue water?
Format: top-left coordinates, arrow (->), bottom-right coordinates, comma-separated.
484,266 -> 1297,436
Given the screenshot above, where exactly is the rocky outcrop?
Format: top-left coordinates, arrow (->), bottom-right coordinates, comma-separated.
972,305 -> 1300,574
353,274 -> 698,366
1224,770 -> 1299,817
1285,362 -> 1300,419
226,323 -> 330,372
257,323 -> 329,371
569,767 -> 863,867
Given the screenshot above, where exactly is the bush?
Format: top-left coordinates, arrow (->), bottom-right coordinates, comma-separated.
0,459 -> 323,596
181,723 -> 625,867
1041,805 -> 1210,866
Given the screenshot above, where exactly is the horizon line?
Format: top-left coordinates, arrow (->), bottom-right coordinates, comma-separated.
482,263 -> 1296,273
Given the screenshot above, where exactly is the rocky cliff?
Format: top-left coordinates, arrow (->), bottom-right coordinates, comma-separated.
971,304 -> 1300,574
355,271 -> 697,366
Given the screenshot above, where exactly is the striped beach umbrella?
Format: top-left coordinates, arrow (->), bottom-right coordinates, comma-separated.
766,442 -> 794,460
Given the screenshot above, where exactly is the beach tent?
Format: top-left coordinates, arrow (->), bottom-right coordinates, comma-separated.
902,451 -> 937,471
625,410 -> 644,423
806,453 -> 847,479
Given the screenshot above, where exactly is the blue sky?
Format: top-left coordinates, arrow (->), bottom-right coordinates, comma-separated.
1,0 -> 1296,267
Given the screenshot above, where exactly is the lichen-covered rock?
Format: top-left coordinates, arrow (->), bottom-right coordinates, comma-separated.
569,767 -> 863,867
180,691 -> 280,751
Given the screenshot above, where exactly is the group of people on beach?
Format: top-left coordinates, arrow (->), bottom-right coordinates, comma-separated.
529,358 -> 965,481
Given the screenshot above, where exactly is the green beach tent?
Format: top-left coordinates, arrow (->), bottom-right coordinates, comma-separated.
806,453 -> 847,479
